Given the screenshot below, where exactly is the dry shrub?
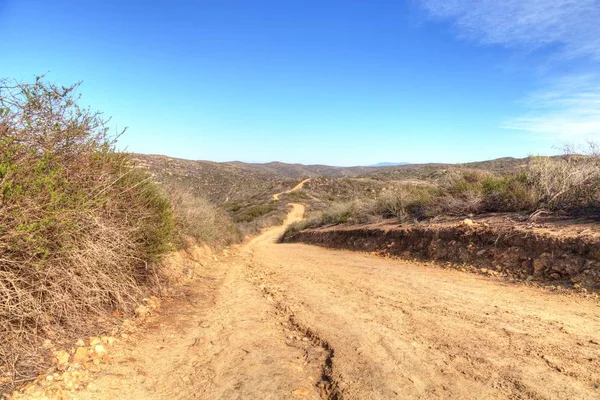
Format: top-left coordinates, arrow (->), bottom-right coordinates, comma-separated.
0,78 -> 173,391
236,207 -> 289,237
167,186 -> 241,247
282,201 -> 367,239
370,186 -> 435,220
528,155 -> 600,210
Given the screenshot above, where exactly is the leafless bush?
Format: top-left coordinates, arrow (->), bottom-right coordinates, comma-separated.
529,155 -> 600,210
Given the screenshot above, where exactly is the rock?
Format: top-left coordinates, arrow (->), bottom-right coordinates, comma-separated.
135,305 -> 149,317
462,218 -> 474,226
73,347 -> 88,363
533,253 -> 552,277
53,350 -> 70,365
94,344 -> 106,355
89,337 -> 102,346
75,338 -> 85,347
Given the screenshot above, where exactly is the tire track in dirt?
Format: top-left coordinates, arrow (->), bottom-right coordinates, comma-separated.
33,203 -> 600,399
246,259 -> 341,399
246,204 -> 600,399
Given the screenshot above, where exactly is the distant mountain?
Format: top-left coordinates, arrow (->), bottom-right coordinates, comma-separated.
369,162 -> 410,167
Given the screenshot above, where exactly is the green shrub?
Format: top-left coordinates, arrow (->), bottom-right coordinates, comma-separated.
481,173 -> 538,211
369,186 -> 435,220
234,203 -> 277,223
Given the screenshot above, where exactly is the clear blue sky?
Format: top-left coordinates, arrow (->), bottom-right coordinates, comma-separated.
2,0 -> 600,166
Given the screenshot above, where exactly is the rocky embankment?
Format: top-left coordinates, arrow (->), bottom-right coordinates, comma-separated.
284,218 -> 600,291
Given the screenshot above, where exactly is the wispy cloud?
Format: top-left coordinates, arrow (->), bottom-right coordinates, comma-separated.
421,0 -> 600,60
420,0 -> 600,141
503,75 -> 600,140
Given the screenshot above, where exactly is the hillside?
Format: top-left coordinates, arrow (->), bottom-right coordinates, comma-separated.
135,154 -> 535,204
363,157 -> 531,181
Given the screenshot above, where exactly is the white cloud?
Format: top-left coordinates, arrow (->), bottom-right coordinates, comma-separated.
420,0 -> 600,140
421,0 -> 600,60
503,74 -> 600,140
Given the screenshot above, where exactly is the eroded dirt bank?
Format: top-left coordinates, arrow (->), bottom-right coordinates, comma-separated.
284,217 -> 600,290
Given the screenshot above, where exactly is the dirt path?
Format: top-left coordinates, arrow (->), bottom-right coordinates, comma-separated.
272,179 -> 311,201
74,204 -> 600,399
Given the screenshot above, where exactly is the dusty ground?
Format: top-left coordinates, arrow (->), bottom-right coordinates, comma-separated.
33,204 -> 600,399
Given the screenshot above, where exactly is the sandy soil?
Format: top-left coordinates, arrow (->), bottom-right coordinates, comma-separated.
73,204 -> 600,399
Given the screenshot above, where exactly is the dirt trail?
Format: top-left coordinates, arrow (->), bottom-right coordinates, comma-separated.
73,204 -> 599,399
272,179 -> 311,201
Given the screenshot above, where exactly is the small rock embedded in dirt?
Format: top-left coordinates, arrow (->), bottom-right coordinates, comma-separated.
135,305 -> 149,317
94,344 -> 106,356
73,346 -> 88,363
53,350 -> 70,366
462,218 -> 474,226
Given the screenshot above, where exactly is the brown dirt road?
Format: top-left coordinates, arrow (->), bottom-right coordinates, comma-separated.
272,179 -> 311,201
76,203 -> 600,399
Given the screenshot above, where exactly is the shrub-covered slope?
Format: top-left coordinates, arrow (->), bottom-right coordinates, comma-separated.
0,79 -> 174,390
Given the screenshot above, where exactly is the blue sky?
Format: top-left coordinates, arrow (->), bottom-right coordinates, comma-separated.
1,0 -> 599,166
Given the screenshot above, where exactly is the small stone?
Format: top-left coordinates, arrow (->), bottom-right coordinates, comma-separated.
53,350 -> 70,365
135,305 -> 149,317
462,218 -> 474,226
89,337 -> 102,346
73,347 -> 88,363
75,338 -> 85,347
94,344 -> 106,355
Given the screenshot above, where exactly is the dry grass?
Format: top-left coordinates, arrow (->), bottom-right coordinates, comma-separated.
529,155 -> 600,210
166,185 -> 242,247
